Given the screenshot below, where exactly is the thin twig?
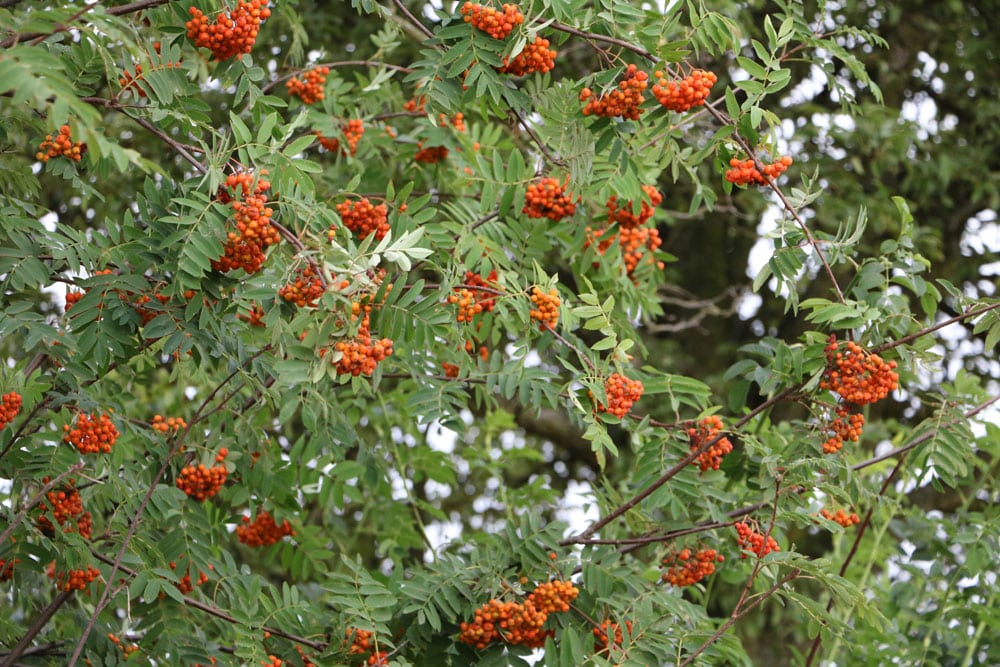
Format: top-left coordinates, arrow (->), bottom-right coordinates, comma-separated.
0,462 -> 87,548
0,590 -> 74,667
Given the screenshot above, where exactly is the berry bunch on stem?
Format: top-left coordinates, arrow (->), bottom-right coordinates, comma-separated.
605,184 -> 662,228
335,197 -> 390,241
63,411 -> 119,454
651,68 -> 717,112
458,579 -> 578,650
460,2 -> 523,40
236,510 -> 295,547
594,372 -> 644,419
286,66 -> 330,104
279,265 -> 326,308
0,391 -> 22,430
332,314 -> 393,376
48,562 -> 101,592
820,335 -> 899,405
661,548 -> 724,586
820,508 -> 861,527
528,286 -> 560,330
734,521 -> 780,559
592,619 -> 633,654
212,171 -> 279,275
36,125 -> 85,163
580,64 -> 649,120
176,449 -> 229,501
185,0 -> 271,61
499,36 -> 556,75
151,414 -> 187,433
687,415 -> 733,472
724,155 -> 793,186
414,143 -> 449,164
36,477 -> 92,539
523,177 -> 577,221
448,270 -> 499,323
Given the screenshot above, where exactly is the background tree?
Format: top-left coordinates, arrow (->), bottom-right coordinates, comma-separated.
0,1 -> 997,666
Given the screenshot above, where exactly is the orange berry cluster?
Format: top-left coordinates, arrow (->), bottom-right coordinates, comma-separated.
239,303 -> 266,327
448,270 -> 498,323
0,558 -> 18,581
260,656 -> 282,667
403,95 -> 426,113
458,579 -> 578,650
286,66 -> 329,104
185,0 -> 271,61
661,548 -> 724,587
345,627 -> 375,656
441,361 -> 460,377
335,197 -> 390,241
820,335 -> 899,406
651,68 -> 717,112
820,508 -> 861,527
580,64 -> 649,120
37,477 -> 92,540
499,36 -> 556,76
213,171 -> 279,274
54,564 -> 101,592
687,415 -> 734,472
151,414 -> 187,433
176,449 -> 229,501
315,120 -> 364,157
414,143 -> 449,163
528,286 -> 560,330
724,155 -> 793,186
236,510 -> 295,547
439,112 -> 466,132
606,184 -> 662,228
333,315 -> 393,376
822,404 -> 865,454
461,2 -> 523,40
279,265 -> 326,308
734,521 -> 780,559
63,411 -> 118,454
36,125 -> 85,163
0,391 -> 22,430
593,619 -> 633,654
169,557 -> 210,594
523,177 -> 576,221
107,633 -> 140,659
595,372 -> 644,419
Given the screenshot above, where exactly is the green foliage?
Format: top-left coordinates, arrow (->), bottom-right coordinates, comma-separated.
0,1 -> 997,666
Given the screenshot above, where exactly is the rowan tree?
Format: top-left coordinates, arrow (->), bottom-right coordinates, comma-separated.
1,1 -> 998,666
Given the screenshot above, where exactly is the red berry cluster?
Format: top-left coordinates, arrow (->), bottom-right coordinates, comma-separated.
523,177 -> 577,221
212,171 -> 279,274
286,66 -> 330,104
605,184 -> 662,228
176,449 -> 229,501
107,632 -> 140,659
332,315 -> 394,376
820,508 -> 861,527
279,265 -> 326,308
734,521 -> 780,559
687,415 -> 734,472
595,372 -> 644,419
63,411 -> 119,454
592,619 -> 633,654
185,0 -> 271,61
345,627 -> 375,656
414,143 -> 449,164
238,303 -> 266,327
651,68 -> 717,112
36,125 -> 86,163
439,112 -> 466,132
499,36 -> 556,76
820,335 -> 899,405
260,656 -> 282,667
580,64 -> 649,120
661,548 -> 724,587
236,510 -> 295,547
403,95 -> 426,113
335,197 -> 390,241
448,270 -> 498,323
36,477 -> 92,539
53,564 -> 101,592
822,405 -> 865,454
528,286 -> 560,330
315,119 -> 364,157
151,414 -> 187,433
0,391 -> 22,430
461,2 -> 523,40
725,155 -> 793,186
169,557 -> 210,594
458,579 -> 578,650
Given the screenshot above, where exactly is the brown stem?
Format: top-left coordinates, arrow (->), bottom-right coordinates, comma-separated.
0,590 -> 74,667
549,22 -> 655,62
1,0 -> 171,49
872,302 -> 1000,355
391,0 -> 434,40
